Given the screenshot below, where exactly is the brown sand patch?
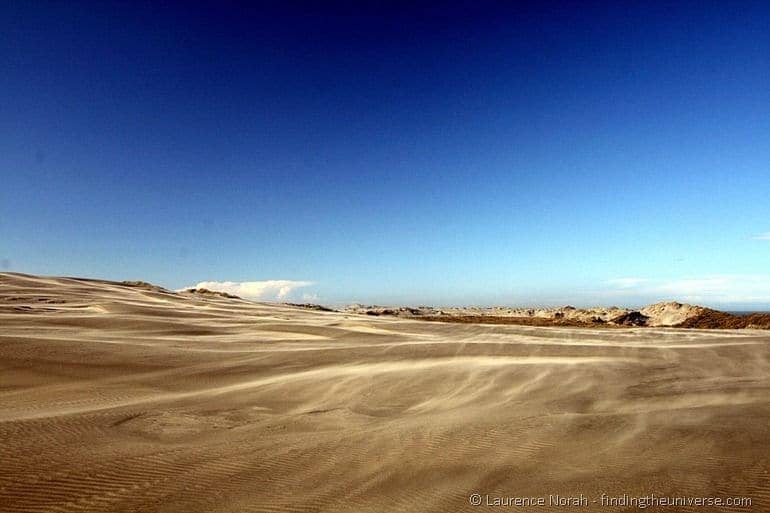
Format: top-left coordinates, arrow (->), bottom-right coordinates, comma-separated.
1,272 -> 769,512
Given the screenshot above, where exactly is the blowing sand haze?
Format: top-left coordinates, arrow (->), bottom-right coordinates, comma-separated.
5,2 -> 770,512
1,273 -> 769,512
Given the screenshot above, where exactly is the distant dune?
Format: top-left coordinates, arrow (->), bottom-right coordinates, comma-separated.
1,272 -> 769,512
342,301 -> 770,329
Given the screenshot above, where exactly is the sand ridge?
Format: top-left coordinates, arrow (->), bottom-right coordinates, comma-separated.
342,301 -> 770,329
1,272 -> 769,512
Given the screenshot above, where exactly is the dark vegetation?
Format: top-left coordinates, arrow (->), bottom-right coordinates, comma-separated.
676,309 -> 770,329
184,288 -> 242,300
407,310 -> 770,329
423,315 -> 619,328
284,303 -> 336,312
120,281 -> 172,293
610,311 -> 650,326
364,307 -> 423,316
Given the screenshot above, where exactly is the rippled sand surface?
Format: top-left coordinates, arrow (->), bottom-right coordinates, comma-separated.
1,273 -> 769,512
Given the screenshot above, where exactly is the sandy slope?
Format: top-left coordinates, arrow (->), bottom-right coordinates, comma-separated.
343,302 -> 713,327
1,273 -> 769,512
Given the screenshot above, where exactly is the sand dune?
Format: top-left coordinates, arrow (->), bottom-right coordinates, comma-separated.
344,301 -> 770,329
1,272 -> 769,512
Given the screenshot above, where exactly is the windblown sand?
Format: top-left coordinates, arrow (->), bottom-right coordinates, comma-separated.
1,273 -> 769,512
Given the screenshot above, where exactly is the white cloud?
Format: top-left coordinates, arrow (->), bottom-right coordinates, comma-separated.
301,292 -> 320,302
752,232 -> 770,240
181,280 -> 314,301
604,275 -> 770,304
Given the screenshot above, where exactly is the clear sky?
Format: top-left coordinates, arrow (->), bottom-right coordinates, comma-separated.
2,2 -> 769,308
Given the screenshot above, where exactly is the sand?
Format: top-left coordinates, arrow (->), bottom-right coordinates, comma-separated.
342,302 -> 713,327
1,272 -> 769,512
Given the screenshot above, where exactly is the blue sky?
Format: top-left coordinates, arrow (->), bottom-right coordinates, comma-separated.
2,2 -> 769,307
